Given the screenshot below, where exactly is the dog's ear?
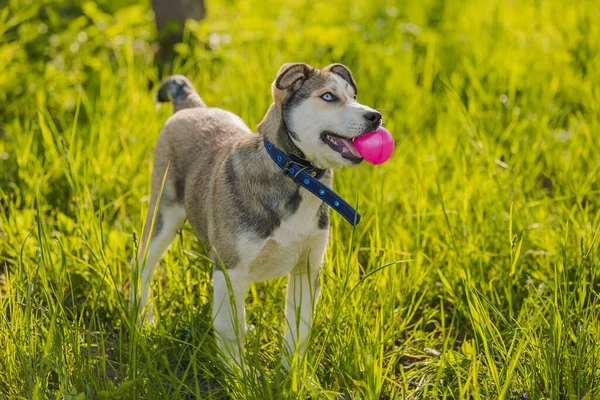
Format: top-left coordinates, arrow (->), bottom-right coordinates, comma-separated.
276,63 -> 312,90
324,63 -> 357,97
272,63 -> 312,105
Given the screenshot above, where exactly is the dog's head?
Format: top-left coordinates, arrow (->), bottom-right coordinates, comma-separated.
272,63 -> 382,169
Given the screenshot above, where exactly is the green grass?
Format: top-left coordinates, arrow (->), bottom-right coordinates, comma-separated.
1,0 -> 600,398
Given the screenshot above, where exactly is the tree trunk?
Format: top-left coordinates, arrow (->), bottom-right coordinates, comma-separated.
152,0 -> 206,63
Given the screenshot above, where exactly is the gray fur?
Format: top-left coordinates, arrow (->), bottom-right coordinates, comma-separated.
143,88 -> 316,269
139,62 -> 383,275
143,67 -> 361,270
155,75 -> 207,112
151,211 -> 163,238
317,202 -> 329,230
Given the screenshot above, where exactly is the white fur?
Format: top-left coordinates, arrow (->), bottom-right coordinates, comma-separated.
212,268 -> 249,366
133,205 -> 186,324
282,230 -> 327,365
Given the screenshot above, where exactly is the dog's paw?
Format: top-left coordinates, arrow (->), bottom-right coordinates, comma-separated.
144,308 -> 156,327
134,304 -> 156,328
142,303 -> 157,326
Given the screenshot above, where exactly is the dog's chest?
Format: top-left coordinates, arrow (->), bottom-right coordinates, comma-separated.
246,189 -> 323,281
274,187 -> 322,245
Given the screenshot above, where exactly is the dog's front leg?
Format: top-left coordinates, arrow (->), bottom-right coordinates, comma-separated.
212,268 -> 249,368
283,232 -> 327,366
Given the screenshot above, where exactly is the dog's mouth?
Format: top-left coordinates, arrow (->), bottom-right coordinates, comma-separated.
321,132 -> 363,163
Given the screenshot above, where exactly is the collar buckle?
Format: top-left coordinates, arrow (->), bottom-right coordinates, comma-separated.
283,160 -> 297,177
283,158 -> 324,180
283,160 -> 313,179
289,154 -> 325,179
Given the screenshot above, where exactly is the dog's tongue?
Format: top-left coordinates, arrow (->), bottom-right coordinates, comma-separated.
337,137 -> 362,158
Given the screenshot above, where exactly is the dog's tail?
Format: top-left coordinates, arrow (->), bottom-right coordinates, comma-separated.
154,75 -> 206,113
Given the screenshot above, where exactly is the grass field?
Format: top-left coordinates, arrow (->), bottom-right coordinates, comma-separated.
2,0 -> 600,398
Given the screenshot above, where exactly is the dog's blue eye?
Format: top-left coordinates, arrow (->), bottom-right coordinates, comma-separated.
321,92 -> 336,102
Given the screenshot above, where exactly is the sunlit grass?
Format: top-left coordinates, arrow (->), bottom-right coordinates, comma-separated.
1,0 -> 600,398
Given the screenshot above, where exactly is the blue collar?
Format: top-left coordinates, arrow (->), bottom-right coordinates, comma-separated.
263,138 -> 361,226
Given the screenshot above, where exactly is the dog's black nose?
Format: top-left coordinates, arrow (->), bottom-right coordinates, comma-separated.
363,111 -> 382,125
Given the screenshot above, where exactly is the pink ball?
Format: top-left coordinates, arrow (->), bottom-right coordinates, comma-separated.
353,127 -> 394,165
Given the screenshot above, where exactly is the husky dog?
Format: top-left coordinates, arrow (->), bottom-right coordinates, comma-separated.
132,63 -> 382,366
